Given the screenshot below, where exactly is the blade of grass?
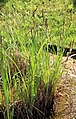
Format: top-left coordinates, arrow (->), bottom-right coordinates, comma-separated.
0,36 -> 10,119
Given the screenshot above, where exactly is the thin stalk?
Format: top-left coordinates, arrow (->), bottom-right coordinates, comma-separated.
0,36 -> 10,119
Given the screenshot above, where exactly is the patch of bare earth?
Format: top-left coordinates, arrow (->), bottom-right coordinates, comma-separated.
50,54 -> 76,119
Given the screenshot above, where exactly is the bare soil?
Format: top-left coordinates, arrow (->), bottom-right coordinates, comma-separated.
50,54 -> 76,119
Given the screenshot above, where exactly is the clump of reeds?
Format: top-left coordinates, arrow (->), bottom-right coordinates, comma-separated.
0,34 -> 56,119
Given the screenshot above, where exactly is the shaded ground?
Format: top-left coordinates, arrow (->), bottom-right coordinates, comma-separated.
50,54 -> 76,119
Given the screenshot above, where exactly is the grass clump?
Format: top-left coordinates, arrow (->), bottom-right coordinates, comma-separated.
0,33 -> 57,119
0,0 -> 76,119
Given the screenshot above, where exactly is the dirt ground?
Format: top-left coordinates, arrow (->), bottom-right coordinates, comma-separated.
50,54 -> 76,119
